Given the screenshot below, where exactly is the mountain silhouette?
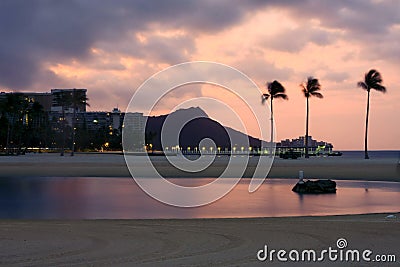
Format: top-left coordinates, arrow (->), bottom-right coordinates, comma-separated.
145,107 -> 263,151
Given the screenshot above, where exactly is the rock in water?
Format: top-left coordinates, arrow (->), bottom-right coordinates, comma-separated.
292,179 -> 337,194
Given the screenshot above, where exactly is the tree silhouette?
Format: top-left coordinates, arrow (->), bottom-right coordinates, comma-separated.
53,91 -> 71,156
262,80 -> 288,156
70,89 -> 89,156
357,69 -> 386,159
300,77 -> 323,158
2,93 -> 28,154
53,90 -> 89,156
145,131 -> 157,153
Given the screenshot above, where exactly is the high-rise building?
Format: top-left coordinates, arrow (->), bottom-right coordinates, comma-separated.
123,112 -> 146,151
111,108 -> 122,132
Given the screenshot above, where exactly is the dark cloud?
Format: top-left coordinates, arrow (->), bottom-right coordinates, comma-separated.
261,27 -> 339,53
0,0 -> 398,91
0,0 -> 268,89
141,34 -> 196,64
323,71 -> 350,83
232,55 -> 295,85
270,0 -> 400,35
268,0 -> 400,62
98,32 -> 196,65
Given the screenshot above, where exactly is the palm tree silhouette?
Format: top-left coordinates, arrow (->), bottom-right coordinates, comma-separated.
262,80 -> 288,156
71,89 -> 89,156
3,93 -> 27,154
53,91 -> 71,156
53,90 -> 89,156
357,69 -> 386,159
300,77 -> 323,158
26,101 -> 45,152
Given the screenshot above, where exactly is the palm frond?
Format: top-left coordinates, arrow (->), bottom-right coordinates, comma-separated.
361,69 -> 386,93
308,78 -> 321,93
300,76 -> 323,98
301,87 -> 309,97
367,69 -> 382,84
311,92 -> 323,98
357,81 -> 368,90
307,76 -> 315,84
266,82 -> 273,94
267,80 -> 286,95
274,93 -> 288,100
374,84 -> 386,93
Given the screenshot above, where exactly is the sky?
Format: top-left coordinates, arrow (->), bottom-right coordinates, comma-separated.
0,0 -> 399,150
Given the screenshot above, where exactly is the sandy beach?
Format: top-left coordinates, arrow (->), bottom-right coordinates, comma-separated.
0,153 -> 398,181
0,214 -> 399,266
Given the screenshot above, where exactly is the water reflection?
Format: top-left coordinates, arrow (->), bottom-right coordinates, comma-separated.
0,178 -> 399,219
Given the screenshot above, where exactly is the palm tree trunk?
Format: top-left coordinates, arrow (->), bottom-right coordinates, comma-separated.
364,89 -> 370,159
61,108 -> 65,156
71,89 -> 77,156
305,96 -> 309,158
270,97 -> 274,157
6,124 -> 10,155
71,105 -> 76,156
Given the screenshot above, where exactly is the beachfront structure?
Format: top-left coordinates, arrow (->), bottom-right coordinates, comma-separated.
0,91 -> 53,112
0,91 -> 52,129
50,109 -> 124,133
0,89 -> 129,131
277,136 -> 333,154
124,112 -> 146,132
0,89 -> 88,113
123,112 -> 146,151
0,89 -> 119,132
111,108 -> 122,130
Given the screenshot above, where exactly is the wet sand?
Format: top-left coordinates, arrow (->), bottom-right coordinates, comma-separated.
0,153 -> 398,181
0,213 -> 399,266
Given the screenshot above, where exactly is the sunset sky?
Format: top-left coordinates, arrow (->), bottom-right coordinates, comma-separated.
0,0 -> 399,150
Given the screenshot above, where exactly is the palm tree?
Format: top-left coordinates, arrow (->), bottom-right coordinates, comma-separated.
54,91 -> 71,156
262,80 -> 288,156
26,101 -> 46,151
145,131 -> 157,153
300,77 -> 323,158
0,99 -> 7,150
52,89 -> 89,156
357,69 -> 386,159
70,89 -> 89,156
3,93 -> 27,154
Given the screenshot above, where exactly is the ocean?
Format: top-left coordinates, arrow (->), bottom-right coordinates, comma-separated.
339,150 -> 400,159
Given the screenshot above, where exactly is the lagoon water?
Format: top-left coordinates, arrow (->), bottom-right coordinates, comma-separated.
0,178 -> 399,219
